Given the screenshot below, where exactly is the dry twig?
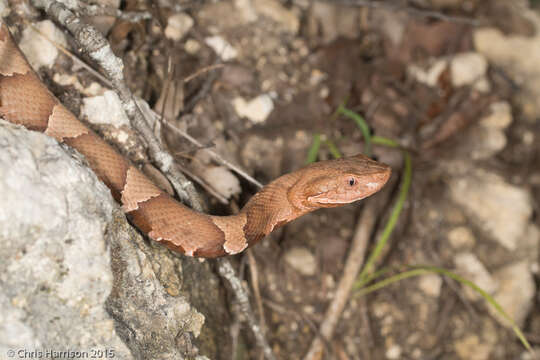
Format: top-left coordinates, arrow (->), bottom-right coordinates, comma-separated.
157,114 -> 264,189
31,0 -> 204,210
303,199 -> 380,360
218,259 -> 277,360
247,250 -> 267,334
26,3 -> 272,358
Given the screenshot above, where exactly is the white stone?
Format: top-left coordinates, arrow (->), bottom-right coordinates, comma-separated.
184,39 -> 201,54
480,102 -> 513,129
284,247 -> 317,276
205,36 -> 238,61
472,77 -> 491,92
19,20 -> 67,69
464,101 -> 513,160
408,59 -> 448,87
201,166 -> 241,199
82,90 -> 130,127
491,261 -> 535,327
449,170 -> 532,250
165,13 -> 194,41
53,74 -> 105,97
474,27 -> 539,78
450,52 -> 488,87
474,26 -> 540,118
252,0 -> 299,34
386,344 -> 402,359
454,252 -> 498,300
469,127 -> 507,160
467,101 -> 513,160
447,226 -> 476,249
418,274 -> 443,297
233,94 -> 274,123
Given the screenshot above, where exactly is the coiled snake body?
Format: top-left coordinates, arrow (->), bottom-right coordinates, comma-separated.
0,23 -> 391,257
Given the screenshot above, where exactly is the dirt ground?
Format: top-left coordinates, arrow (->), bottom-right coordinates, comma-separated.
6,0 -> 540,359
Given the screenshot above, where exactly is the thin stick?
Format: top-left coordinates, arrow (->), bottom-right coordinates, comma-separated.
28,21 -> 258,191
303,200 -> 379,360
22,20 -> 112,87
183,64 -> 225,83
32,0 -> 204,211
248,250 -> 267,334
24,6 -> 272,360
155,113 -> 264,189
217,259 -> 277,360
176,166 -> 229,205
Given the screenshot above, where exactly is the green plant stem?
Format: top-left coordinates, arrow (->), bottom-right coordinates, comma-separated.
356,152 -> 412,284
306,133 -> 321,164
324,139 -> 342,159
355,265 -> 533,352
338,105 -> 372,156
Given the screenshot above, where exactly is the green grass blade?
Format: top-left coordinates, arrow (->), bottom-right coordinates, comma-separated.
356,152 -> 412,284
417,266 -> 533,352
371,135 -> 400,148
306,133 -> 321,164
354,266 -> 391,290
338,105 -> 372,156
324,139 -> 342,159
355,266 -> 533,352
356,268 -> 429,295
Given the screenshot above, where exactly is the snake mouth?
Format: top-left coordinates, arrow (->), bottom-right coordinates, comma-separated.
308,191 -> 370,205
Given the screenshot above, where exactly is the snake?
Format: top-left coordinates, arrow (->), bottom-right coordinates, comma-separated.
0,22 -> 391,258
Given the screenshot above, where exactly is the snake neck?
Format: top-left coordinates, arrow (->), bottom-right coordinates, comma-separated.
238,171 -> 302,245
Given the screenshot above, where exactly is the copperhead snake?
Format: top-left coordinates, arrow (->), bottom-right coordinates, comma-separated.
0,23 -> 391,258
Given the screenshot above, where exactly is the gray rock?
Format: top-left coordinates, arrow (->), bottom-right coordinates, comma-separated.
474,22 -> 540,119
450,52 -> 489,91
0,120 -> 130,357
491,261 -> 535,327
466,101 -> 513,160
19,20 -> 67,69
448,169 -> 532,251
82,91 -> 131,127
0,120 -> 229,359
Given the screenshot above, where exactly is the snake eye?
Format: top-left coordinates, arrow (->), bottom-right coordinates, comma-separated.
349,178 -> 355,186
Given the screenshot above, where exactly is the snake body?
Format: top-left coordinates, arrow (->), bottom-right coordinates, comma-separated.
0,23 -> 391,257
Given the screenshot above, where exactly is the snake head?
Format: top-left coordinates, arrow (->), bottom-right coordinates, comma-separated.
289,154 -> 391,210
